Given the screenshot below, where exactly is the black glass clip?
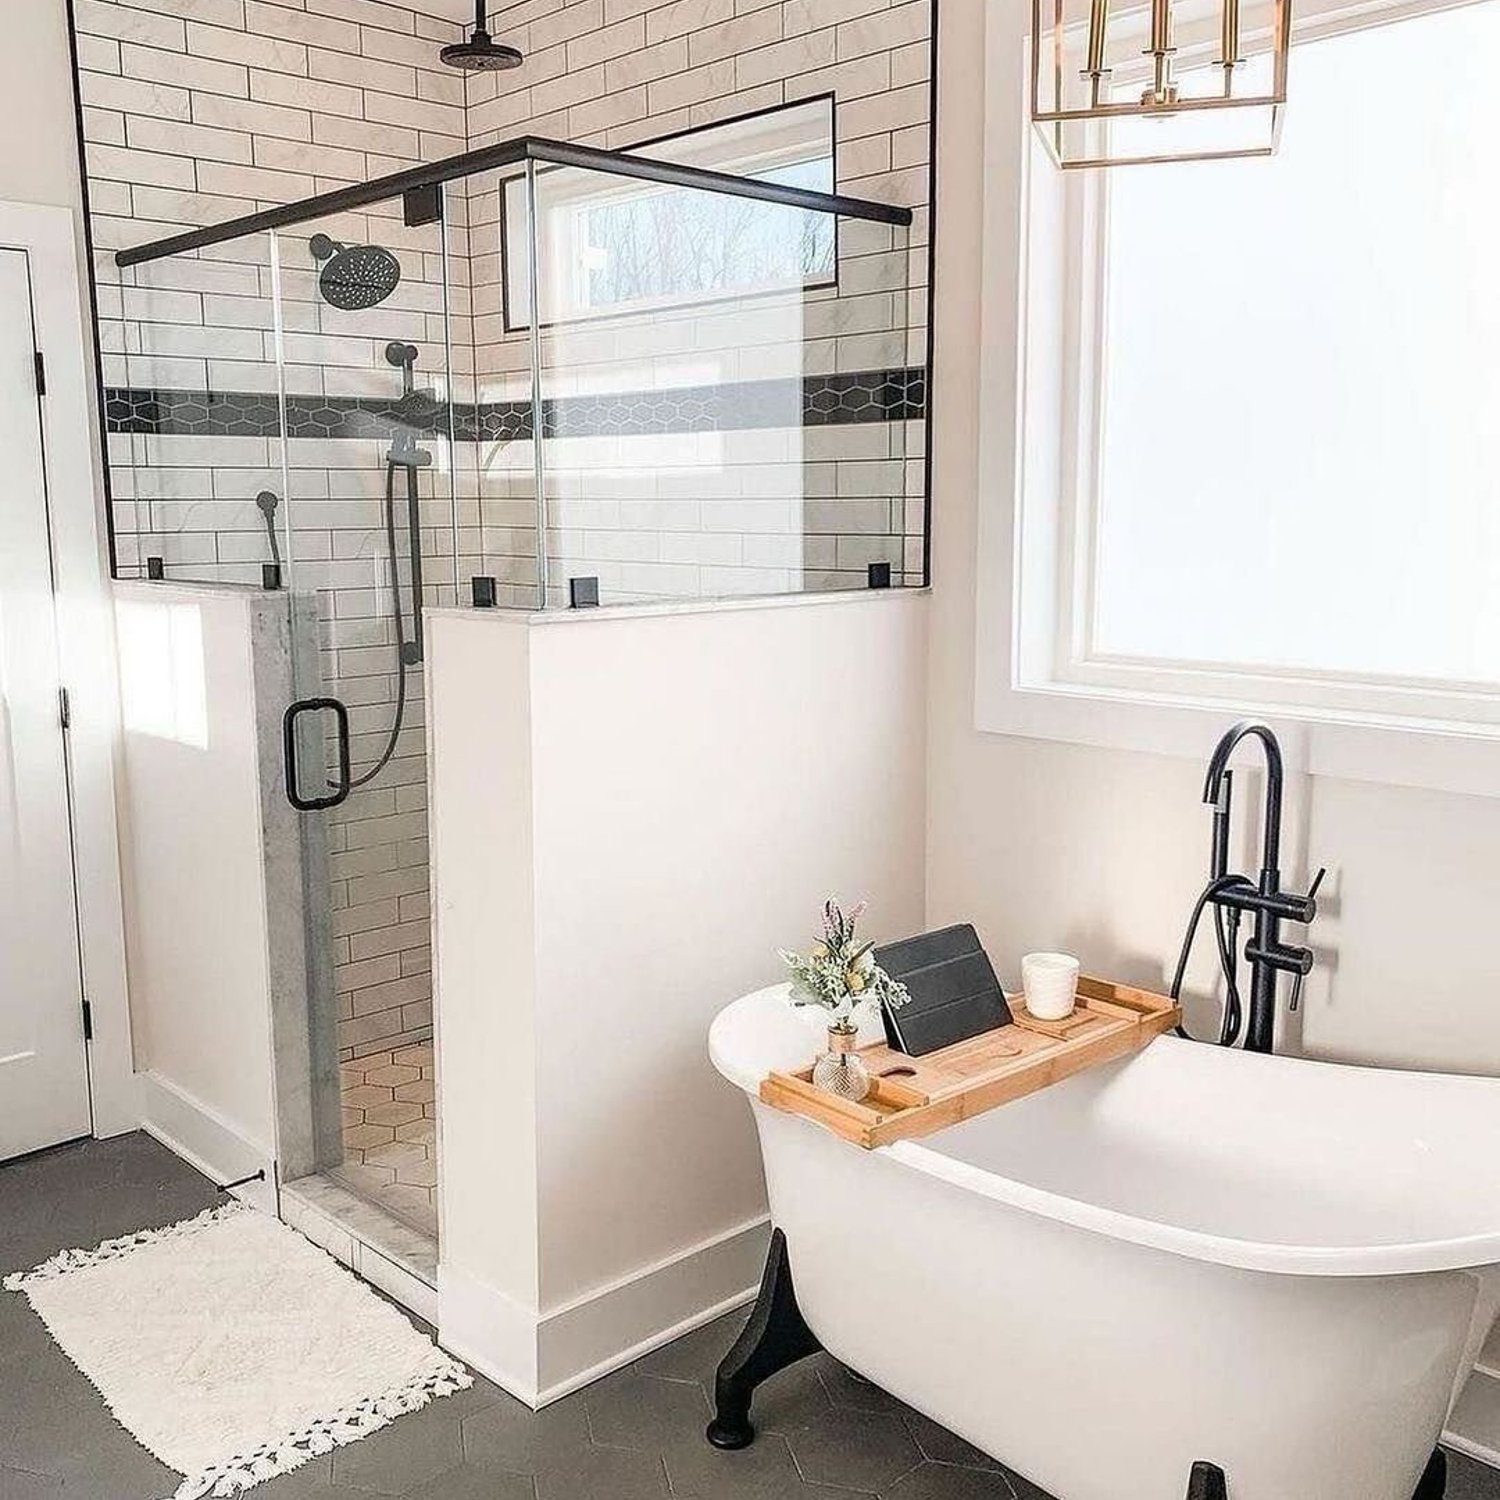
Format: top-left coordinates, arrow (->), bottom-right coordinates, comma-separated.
403,183 -> 443,228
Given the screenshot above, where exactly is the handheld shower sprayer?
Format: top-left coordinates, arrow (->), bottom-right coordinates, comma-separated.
255,490 -> 282,571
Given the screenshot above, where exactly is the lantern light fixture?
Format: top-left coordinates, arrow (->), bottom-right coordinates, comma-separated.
1031,0 -> 1291,168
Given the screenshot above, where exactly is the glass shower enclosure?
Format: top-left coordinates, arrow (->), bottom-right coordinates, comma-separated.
105,137 -> 924,1256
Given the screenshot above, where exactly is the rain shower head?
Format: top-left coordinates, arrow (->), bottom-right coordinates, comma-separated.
441,1 -> 523,71
309,233 -> 402,311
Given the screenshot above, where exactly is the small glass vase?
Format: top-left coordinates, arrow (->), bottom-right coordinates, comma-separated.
812,1023 -> 871,1102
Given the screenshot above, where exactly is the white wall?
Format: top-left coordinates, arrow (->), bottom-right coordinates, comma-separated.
430,590 -> 928,1401
114,581 -> 284,1201
925,3 -> 1500,1078
3,4 -> 86,211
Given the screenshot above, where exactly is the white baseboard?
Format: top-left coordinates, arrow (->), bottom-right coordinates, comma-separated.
438,1262 -> 541,1400
439,1215 -> 768,1408
134,1070 -> 277,1216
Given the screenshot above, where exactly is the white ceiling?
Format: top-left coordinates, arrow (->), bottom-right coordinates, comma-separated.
426,0 -> 486,21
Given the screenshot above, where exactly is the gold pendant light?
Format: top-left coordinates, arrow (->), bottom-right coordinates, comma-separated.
1032,0 -> 1291,168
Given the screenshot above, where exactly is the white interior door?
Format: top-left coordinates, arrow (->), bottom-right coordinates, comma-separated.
0,246 -> 91,1161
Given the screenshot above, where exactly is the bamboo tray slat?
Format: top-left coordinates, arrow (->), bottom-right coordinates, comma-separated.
759,975 -> 1180,1149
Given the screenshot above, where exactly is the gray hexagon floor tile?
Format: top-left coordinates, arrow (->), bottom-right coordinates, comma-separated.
820,1359 -> 914,1416
532,1442 -> 669,1500
902,1408 -> 1008,1472
584,1369 -> 711,1451
742,1355 -> 836,1435
785,1405 -> 925,1492
460,1392 -> 591,1473
883,1460 -> 1020,1500
431,1378 -> 507,1425
1451,1451 -> 1500,1500
1001,1465 -> 1057,1500
401,1459 -> 536,1500
253,1455 -> 336,1497
0,1133 -> 221,1278
0,1467 -> 63,1499
0,1342 -> 175,1492
331,1404 -> 465,1495
661,1428 -> 805,1498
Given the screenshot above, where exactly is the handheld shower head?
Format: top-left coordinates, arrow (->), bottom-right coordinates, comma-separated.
255,490 -> 283,571
441,1 -> 523,70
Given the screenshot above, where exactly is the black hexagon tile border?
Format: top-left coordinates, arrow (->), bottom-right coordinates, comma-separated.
102,368 -> 927,444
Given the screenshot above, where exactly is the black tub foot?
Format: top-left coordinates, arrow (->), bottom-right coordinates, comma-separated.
1413,1448 -> 1447,1500
1186,1461 -> 1227,1500
705,1228 -> 821,1450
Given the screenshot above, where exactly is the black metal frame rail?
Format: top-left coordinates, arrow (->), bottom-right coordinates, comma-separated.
114,134 -> 913,268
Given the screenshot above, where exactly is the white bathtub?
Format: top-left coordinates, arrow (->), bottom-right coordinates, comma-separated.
710,986 -> 1500,1500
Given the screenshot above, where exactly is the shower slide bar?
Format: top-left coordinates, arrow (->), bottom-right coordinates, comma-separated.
114,134 -> 914,269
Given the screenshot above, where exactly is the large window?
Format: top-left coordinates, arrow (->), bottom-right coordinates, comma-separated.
998,0 -> 1500,774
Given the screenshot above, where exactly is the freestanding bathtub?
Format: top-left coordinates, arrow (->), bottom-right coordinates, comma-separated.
709,985 -> 1500,1500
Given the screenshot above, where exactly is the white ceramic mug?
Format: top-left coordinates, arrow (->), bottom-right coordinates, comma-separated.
1021,952 -> 1081,1020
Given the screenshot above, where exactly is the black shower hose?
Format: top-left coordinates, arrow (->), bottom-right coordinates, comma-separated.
1169,874 -> 1249,1047
342,459 -> 411,792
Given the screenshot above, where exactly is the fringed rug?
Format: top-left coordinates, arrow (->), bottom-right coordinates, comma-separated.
3,1201 -> 470,1499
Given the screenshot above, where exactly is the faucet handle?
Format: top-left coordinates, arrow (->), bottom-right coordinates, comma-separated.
1286,943 -> 1315,1013
1290,866 -> 1328,925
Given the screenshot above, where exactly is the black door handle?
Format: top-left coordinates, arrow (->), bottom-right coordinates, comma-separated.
283,697 -> 351,811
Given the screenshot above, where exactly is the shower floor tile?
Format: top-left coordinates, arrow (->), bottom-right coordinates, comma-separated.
5,1134 -> 1499,1500
338,1040 -> 437,1238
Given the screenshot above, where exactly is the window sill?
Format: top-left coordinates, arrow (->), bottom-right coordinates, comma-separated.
974,668 -> 1500,801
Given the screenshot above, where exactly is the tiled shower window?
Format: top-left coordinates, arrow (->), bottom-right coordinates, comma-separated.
502,101 -> 838,330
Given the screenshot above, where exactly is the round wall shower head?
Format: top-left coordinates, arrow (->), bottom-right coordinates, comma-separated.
441,1 -> 522,70
310,233 -> 402,311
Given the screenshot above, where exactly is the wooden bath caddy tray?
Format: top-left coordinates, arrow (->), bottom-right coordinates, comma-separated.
760,976 -> 1180,1149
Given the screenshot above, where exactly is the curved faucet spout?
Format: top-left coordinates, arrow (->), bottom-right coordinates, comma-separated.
1202,720 -> 1284,875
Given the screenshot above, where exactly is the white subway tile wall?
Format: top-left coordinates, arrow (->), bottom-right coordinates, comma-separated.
75,0 -> 933,1228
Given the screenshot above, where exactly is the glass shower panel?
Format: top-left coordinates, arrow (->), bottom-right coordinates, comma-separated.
465,164 -> 543,610
109,231 -> 289,586
506,161 -> 916,607
273,193 -> 458,1241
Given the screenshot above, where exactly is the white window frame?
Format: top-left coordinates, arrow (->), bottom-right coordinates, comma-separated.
974,0 -> 1500,799
503,97 -> 837,331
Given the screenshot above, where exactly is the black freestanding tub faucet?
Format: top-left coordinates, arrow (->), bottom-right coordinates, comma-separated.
1200,721 -> 1325,1053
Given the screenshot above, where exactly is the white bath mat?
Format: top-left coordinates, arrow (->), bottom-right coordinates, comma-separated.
3,1201 -> 470,1499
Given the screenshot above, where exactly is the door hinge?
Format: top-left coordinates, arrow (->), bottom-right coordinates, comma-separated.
59,687 -> 71,730
33,350 -> 46,397
81,998 -> 93,1042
